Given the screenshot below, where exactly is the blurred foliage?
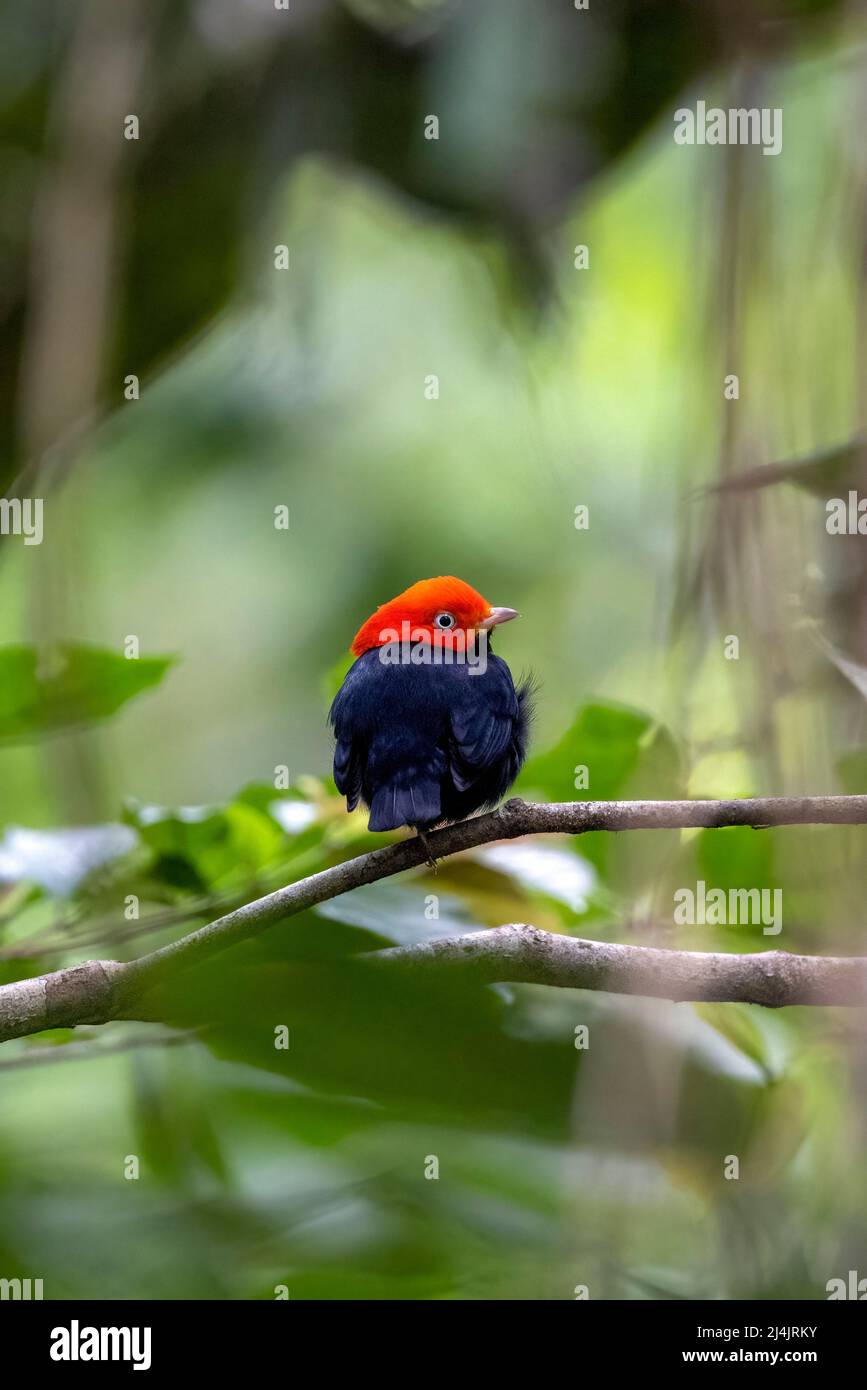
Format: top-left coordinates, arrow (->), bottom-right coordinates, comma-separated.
0,676 -> 864,1297
0,642 -> 172,743
1,0 -> 866,1304
0,0 -> 848,485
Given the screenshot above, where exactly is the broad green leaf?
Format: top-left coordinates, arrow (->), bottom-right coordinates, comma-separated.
474,842 -> 594,914
0,643 -> 173,743
517,701 -> 681,803
235,781 -> 320,834
516,701 -> 683,884
696,823 -> 776,894
314,880 -> 481,946
124,798 -> 287,890
695,1003 -> 792,1080
691,825 -> 779,945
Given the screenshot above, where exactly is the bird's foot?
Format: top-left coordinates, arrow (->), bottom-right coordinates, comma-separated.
416,828 -> 439,872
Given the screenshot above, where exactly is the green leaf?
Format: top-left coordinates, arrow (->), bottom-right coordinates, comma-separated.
516,701 -> 683,883
474,842 -> 594,915
695,1003 -> 792,1080
0,643 -> 173,743
234,781 -> 320,834
689,825 -> 779,946
517,701 -> 681,803
314,881 -> 481,947
124,798 -> 287,891
22,1028 -> 77,1048
696,823 -> 776,894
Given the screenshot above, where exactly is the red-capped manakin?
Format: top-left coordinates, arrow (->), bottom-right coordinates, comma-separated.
329,576 -> 532,832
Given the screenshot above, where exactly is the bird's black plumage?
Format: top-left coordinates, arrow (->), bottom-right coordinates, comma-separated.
330,646 -> 532,831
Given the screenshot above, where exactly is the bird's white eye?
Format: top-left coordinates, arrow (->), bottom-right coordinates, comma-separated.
434,611 -> 456,629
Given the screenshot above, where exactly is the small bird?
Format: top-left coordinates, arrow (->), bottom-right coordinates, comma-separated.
330,576 -> 532,833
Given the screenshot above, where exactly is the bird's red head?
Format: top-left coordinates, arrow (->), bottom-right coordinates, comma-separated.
350,576 -> 519,657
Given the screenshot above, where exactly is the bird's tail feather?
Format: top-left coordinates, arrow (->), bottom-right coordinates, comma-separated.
368,779 -> 441,831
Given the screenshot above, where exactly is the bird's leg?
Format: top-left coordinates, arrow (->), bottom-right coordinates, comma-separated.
416,828 -> 439,872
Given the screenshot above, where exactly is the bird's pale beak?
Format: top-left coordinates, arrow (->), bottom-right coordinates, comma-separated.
479,606 -> 519,629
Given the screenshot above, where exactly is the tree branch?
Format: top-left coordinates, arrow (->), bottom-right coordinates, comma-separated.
373,925 -> 867,1007
1,794 -> 867,1043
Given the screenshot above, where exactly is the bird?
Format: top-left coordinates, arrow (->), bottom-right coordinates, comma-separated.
329,576 -> 532,836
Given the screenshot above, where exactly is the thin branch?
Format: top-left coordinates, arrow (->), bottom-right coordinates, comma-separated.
118,794 -> 867,992
0,1025 -> 197,1072
1,795 -> 867,1044
0,870 -> 292,960
373,925 -> 867,1007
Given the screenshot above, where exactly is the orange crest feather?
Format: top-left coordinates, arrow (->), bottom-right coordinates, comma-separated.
351,576 -> 493,656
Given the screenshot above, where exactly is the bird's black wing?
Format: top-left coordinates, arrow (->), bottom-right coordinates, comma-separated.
328,657 -> 370,812
330,654 -> 450,829
445,656 -> 531,803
